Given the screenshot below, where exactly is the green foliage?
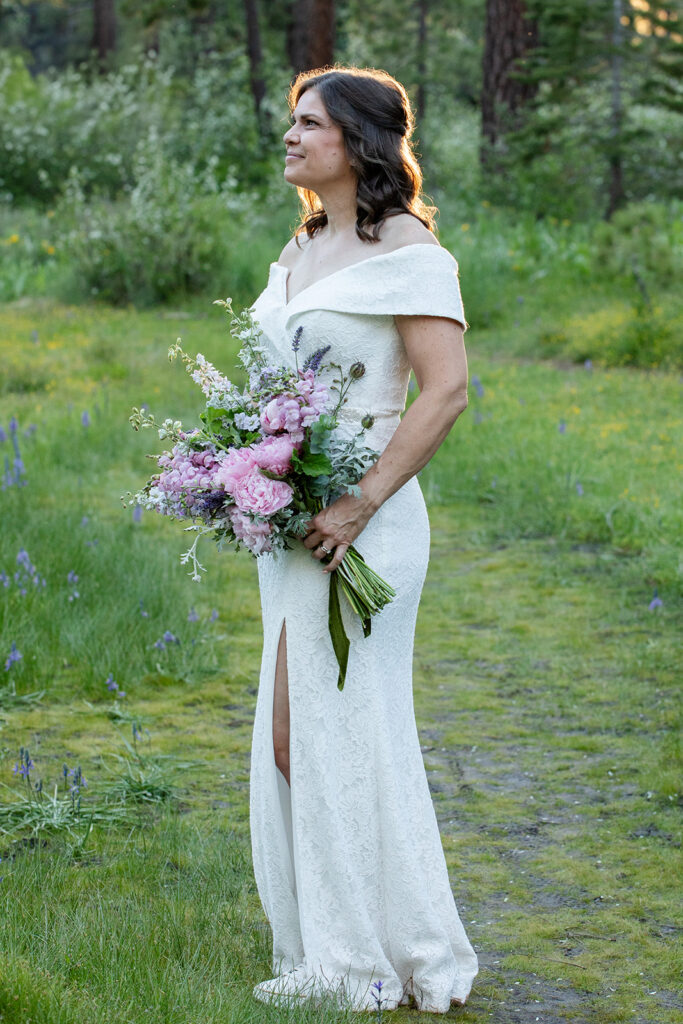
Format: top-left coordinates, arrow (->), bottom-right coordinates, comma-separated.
54,148 -> 247,307
592,200 -> 683,286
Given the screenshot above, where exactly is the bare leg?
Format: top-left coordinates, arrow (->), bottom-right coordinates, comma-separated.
272,620 -> 290,786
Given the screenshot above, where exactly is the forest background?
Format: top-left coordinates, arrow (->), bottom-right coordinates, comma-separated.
0,3 -> 681,1024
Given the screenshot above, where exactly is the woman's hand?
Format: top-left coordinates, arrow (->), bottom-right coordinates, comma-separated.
303,491 -> 376,573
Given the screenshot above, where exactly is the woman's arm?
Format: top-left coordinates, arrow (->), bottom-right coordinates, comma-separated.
303,314 -> 468,572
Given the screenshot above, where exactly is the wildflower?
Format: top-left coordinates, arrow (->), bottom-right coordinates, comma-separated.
80,516 -> 89,527
9,418 -> 18,434
0,427 -> 5,442
558,420 -> 567,434
132,504 -> 143,523
67,571 -> 79,584
188,607 -> 199,622
105,672 -> 117,691
648,589 -> 663,611
139,599 -> 149,618
576,482 -> 584,496
24,424 -> 37,437
4,643 -> 22,671
81,411 -> 91,427
8,234 -> 19,244
473,410 -> 483,424
584,358 -> 593,370
210,608 -> 219,622
471,374 -> 484,398
153,638 -> 166,650
162,630 -> 180,644
461,223 -> 470,231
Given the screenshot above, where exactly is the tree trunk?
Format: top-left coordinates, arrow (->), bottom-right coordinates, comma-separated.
242,0 -> 270,135
289,0 -> 335,75
92,0 -> 117,71
606,0 -> 625,218
480,0 -> 538,166
416,0 -> 428,124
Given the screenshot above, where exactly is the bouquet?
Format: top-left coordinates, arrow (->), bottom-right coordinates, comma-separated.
127,298 -> 395,690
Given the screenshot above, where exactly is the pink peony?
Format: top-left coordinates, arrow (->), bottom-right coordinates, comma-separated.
232,465 -> 293,516
230,508 -> 273,554
250,435 -> 298,476
212,447 -> 257,496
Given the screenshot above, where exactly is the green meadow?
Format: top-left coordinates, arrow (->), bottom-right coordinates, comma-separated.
0,247 -> 680,1024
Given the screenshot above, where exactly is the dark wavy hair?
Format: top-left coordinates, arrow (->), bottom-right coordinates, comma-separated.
287,66 -> 437,244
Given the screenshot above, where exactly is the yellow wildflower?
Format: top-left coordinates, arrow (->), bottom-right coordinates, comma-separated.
8,233 -> 19,244
481,200 -> 491,207
461,223 -> 470,231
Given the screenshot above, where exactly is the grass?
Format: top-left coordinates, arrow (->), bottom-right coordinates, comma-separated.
0,285 -> 681,1024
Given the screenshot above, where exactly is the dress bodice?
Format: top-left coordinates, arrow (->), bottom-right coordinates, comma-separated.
250,242 -> 467,452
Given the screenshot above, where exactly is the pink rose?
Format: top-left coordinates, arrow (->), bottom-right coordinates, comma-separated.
250,435 -> 297,476
212,447 -> 256,496
230,508 -> 273,554
232,465 -> 293,516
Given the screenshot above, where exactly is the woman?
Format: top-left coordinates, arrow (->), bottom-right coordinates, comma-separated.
248,66 -> 478,1013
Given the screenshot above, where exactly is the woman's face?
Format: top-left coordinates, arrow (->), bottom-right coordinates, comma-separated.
283,88 -> 356,192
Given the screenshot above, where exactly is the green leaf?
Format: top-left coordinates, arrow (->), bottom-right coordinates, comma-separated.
299,450 -> 334,477
328,573 -> 350,691
309,413 -> 336,454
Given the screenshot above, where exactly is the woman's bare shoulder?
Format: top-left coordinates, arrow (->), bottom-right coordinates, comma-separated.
379,212 -> 440,250
277,234 -> 310,269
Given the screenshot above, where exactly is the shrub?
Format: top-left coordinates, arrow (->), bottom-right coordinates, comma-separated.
55,140 -> 250,307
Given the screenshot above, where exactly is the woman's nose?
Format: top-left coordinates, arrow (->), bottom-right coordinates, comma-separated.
283,123 -> 299,144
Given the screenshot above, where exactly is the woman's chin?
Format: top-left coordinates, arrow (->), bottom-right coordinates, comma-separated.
284,165 -> 310,188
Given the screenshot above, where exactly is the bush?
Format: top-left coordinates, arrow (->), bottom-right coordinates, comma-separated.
592,200 -> 683,287
55,141 -> 252,307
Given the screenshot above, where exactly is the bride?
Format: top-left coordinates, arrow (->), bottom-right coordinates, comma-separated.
248,66 -> 478,1013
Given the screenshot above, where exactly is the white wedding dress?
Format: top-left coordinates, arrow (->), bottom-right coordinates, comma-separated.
248,242 -> 479,1013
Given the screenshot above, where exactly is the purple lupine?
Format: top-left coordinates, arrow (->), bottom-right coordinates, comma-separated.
80,516 -> 89,527
162,630 -> 180,645
67,571 -> 79,584
584,358 -> 593,370
105,672 -> 117,691
471,374 -> 484,398
0,426 -> 6,443
648,589 -> 663,611
558,420 -> 567,434
8,417 -> 17,435
188,607 -> 199,622
4,643 -> 22,671
81,411 -> 91,427
132,504 -> 143,522
576,482 -> 584,496
210,608 -> 219,622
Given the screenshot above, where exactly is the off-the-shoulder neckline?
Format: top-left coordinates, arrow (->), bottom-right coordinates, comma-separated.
272,242 -> 455,307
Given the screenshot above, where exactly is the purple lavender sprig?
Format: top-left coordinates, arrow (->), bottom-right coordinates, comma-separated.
303,345 -> 332,374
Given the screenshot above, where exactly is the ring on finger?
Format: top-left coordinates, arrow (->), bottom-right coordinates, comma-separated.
319,543 -> 332,554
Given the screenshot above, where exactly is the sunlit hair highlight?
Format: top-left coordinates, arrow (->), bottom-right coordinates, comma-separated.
287,65 -> 437,243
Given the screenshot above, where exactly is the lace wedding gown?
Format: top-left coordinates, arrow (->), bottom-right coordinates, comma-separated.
248,242 -> 479,1013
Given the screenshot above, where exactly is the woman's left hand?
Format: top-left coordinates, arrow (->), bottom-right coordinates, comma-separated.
303,492 -> 375,573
